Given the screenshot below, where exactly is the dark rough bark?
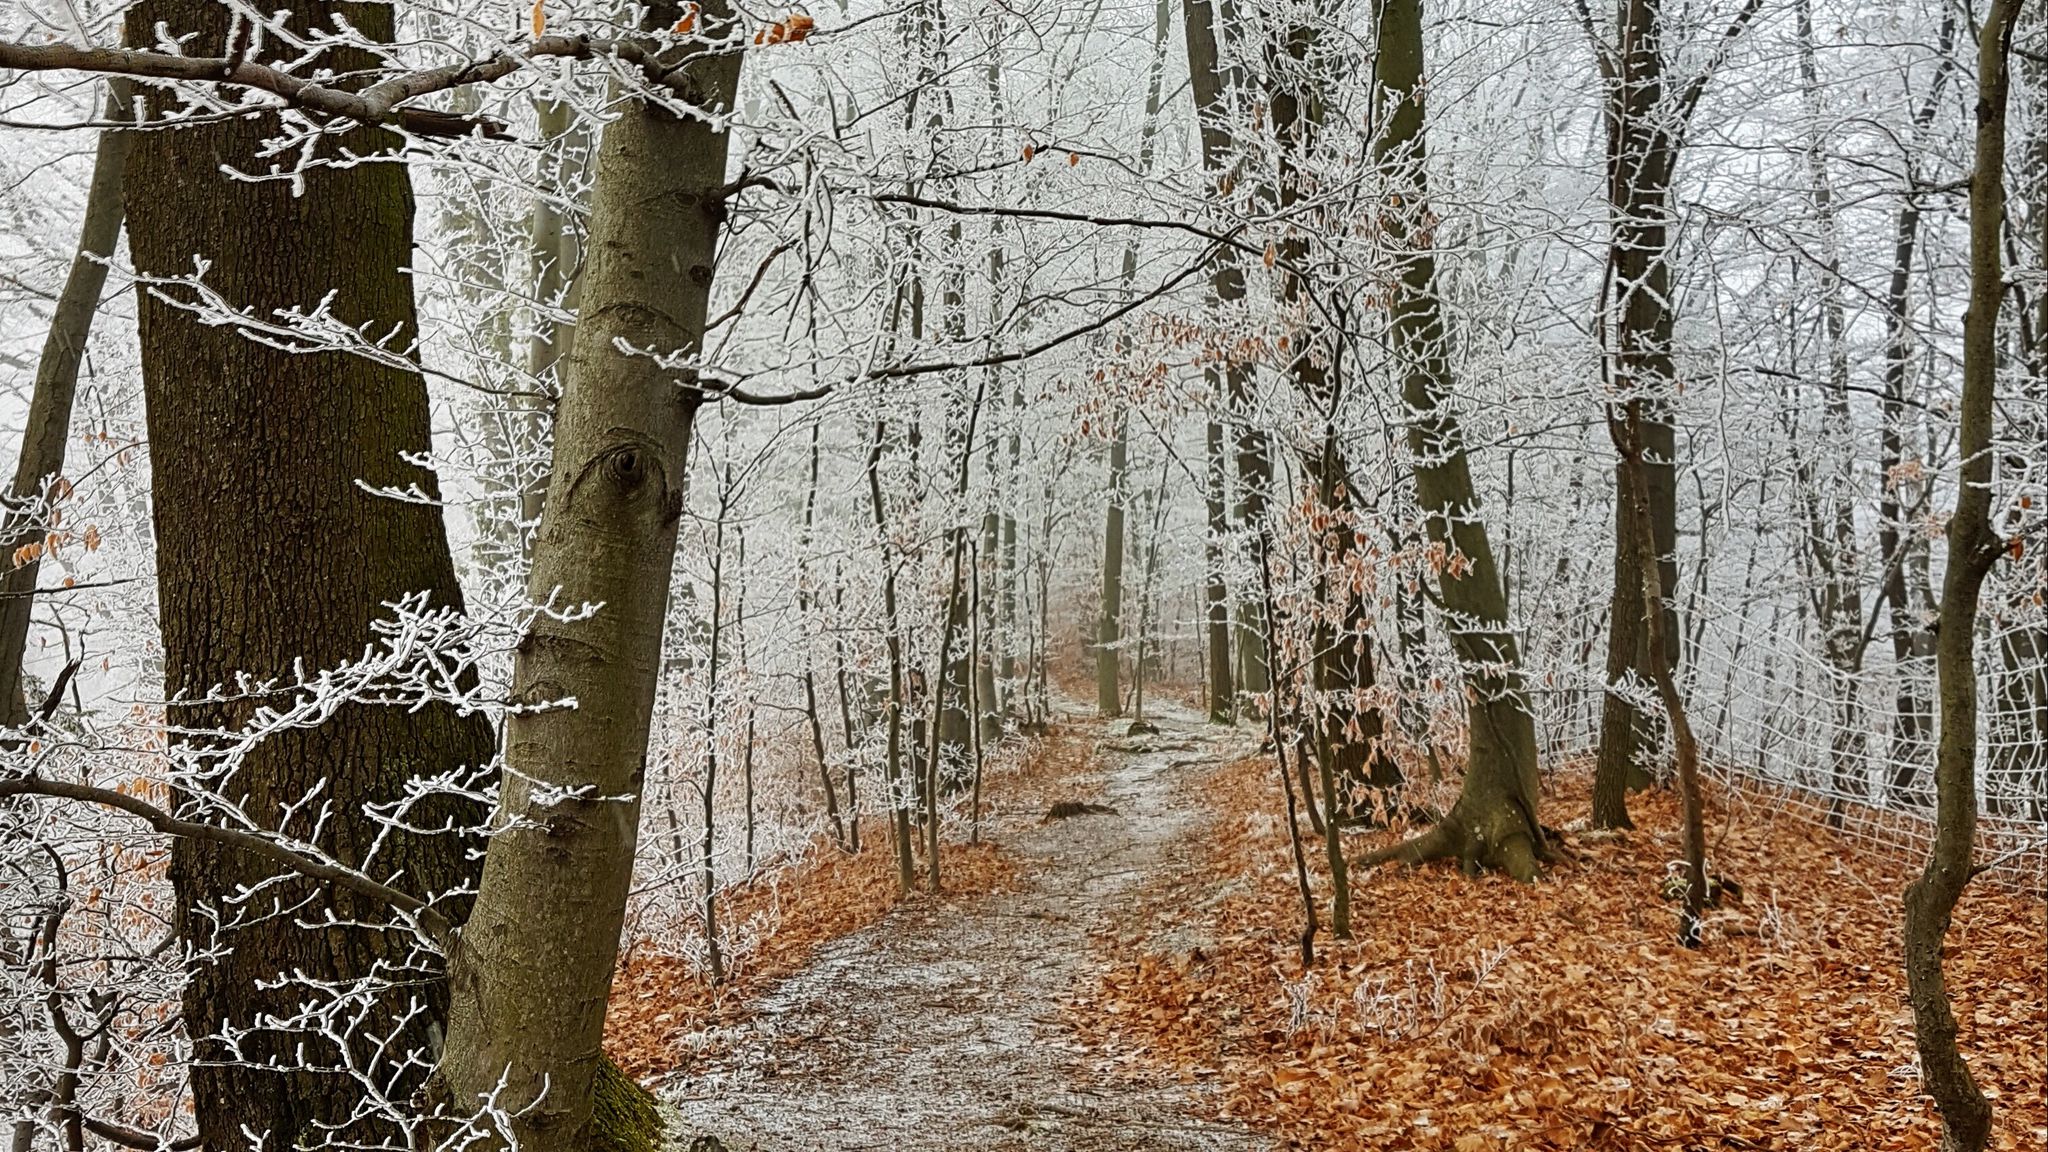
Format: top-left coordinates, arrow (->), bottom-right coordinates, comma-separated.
0,79 -> 133,728
1303,446 -> 1403,799
1360,0 -> 1542,880
1900,5 -> 2010,1148
121,3 -> 498,1146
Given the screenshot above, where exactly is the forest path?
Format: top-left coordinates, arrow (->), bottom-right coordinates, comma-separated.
661,698 -> 1269,1151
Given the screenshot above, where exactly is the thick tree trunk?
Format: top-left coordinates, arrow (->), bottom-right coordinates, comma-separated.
121,4 -> 499,1146
1363,0 -> 1542,879
433,9 -> 743,1148
1900,7 -> 2010,1148
0,79 -> 132,729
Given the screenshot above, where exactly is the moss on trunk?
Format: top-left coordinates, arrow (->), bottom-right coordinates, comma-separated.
589,1059 -> 664,1152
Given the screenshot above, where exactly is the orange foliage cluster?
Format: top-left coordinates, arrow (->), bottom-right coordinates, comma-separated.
605,827 -> 1017,1079
1076,756 -> 2047,1151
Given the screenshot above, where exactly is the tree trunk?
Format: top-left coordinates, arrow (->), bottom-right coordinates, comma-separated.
1183,0 -> 1270,697
1901,7 -> 2010,1148
513,94 -> 592,550
1096,0 -> 1171,721
800,423 -> 847,847
1591,0 -> 1685,828
1269,10 -> 1402,803
1879,11 -> 1957,805
121,2 -> 500,1145
433,7 -> 743,1147
1795,0 -> 1869,817
1363,0 -> 1542,879
1617,403 -> 1709,946
870,416 -> 919,892
1097,420 -> 1129,720
0,78 -> 132,729
1204,418 -> 1236,722
976,511 -> 1002,742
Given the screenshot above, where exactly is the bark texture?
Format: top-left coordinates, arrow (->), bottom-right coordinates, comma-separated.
1097,417 -> 1128,718
434,8 -> 743,1147
121,3 -> 496,1146
1203,418 -> 1235,722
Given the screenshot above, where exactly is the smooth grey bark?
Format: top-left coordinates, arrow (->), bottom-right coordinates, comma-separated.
0,79 -> 133,729
513,95 -> 592,547
1900,5 -> 2010,1148
433,8 -> 744,1147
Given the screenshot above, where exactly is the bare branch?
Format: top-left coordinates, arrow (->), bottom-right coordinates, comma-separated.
0,775 -> 453,949
0,33 -> 732,140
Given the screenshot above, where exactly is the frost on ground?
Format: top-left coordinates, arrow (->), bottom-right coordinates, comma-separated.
660,702 -> 1267,1151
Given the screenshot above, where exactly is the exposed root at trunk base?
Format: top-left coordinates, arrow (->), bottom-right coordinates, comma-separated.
589,1056 -> 663,1152
1356,805 -> 1542,882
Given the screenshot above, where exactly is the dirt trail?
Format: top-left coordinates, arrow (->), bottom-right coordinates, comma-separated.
662,701 -> 1268,1151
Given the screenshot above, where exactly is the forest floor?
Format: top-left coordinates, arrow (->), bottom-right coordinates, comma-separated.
1079,750 -> 2048,1152
626,699 -> 1271,1151
607,702 -> 2047,1152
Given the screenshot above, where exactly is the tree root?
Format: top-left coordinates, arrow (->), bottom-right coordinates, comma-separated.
589,1056 -> 663,1152
1357,819 -> 1457,869
1354,808 -> 1542,882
